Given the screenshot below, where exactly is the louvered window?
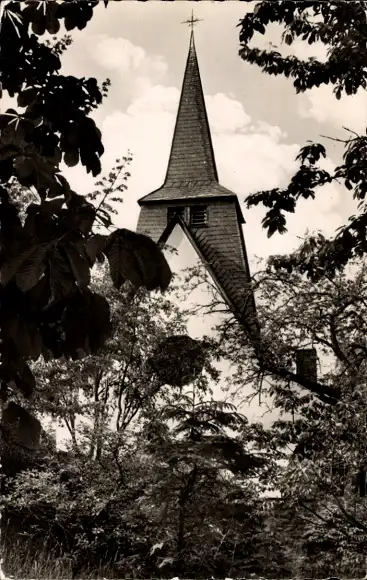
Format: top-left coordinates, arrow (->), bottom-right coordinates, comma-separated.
167,206 -> 186,224
189,205 -> 208,227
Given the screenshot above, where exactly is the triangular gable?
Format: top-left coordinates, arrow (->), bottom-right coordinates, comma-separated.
158,216 -> 259,340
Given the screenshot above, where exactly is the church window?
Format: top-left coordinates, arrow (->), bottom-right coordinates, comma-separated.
189,205 -> 208,227
167,206 -> 186,224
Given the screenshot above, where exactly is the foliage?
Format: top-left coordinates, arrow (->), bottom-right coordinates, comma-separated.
221,259 -> 367,573
28,262 -> 189,452
239,1 -> 367,281
1,272 -> 275,578
180,253 -> 367,573
0,248 -> 281,578
133,386 -> 279,578
0,1 -> 172,451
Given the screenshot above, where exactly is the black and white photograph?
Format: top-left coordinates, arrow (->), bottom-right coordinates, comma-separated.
1,1 -> 367,578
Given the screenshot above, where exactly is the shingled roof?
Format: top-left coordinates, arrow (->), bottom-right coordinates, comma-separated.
137,28 -> 259,341
158,215 -> 260,340
166,31 -> 217,184
138,31 -> 240,208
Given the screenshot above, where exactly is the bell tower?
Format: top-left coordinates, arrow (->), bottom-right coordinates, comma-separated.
136,22 -> 259,339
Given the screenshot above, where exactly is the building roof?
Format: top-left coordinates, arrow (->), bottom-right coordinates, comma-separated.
138,31 -> 244,222
158,215 -> 260,341
138,181 -> 245,223
136,29 -> 258,340
165,31 -> 218,184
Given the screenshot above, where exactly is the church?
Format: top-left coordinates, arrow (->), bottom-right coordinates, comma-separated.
136,20 -> 318,392
136,24 -> 259,341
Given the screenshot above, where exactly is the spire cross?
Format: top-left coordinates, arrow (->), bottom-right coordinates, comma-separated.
181,10 -> 203,33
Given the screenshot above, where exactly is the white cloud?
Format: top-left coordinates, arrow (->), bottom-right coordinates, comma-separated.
290,38 -> 328,62
205,93 -> 251,134
93,34 -> 168,81
64,84 -> 344,258
299,85 -> 367,132
60,33 -> 168,102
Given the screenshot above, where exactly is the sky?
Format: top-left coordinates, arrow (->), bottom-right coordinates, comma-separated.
60,0 -> 363,264
53,1 -> 365,430
7,1 -> 367,436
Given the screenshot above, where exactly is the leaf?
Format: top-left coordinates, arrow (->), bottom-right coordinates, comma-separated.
1,402 -> 41,449
134,232 -> 172,291
66,123 -> 79,147
87,291 -> 112,352
40,198 -> 65,216
158,557 -> 174,569
64,149 -> 79,168
17,88 -> 38,108
85,234 -> 108,266
67,193 -> 96,235
31,10 -> 46,35
105,231 -> 135,289
150,542 -> 164,555
25,275 -> 51,311
0,244 -> 37,287
284,33 -> 293,46
46,12 -> 60,35
3,315 -> 33,359
15,244 -> 49,292
28,326 -> 43,360
62,289 -> 112,358
1,356 -> 35,398
14,156 -> 34,179
49,247 -> 74,300
105,229 -> 172,291
66,244 -> 91,288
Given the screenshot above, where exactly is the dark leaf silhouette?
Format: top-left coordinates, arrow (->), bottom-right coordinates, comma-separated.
150,335 -> 206,387
85,234 -> 108,266
105,229 -> 172,291
1,402 -> 41,450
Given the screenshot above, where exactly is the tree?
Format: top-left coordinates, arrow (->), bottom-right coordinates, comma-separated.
29,262 -> 189,454
1,268 -> 273,578
179,250 -> 367,570
212,258 -> 367,574
238,1 -> 367,281
121,380 -> 271,579
0,1 -> 172,448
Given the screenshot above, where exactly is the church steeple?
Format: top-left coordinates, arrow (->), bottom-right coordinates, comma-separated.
165,30 -> 218,184
137,21 -> 259,340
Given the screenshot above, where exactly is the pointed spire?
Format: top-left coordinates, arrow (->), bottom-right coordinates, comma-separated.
164,23 -> 218,185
